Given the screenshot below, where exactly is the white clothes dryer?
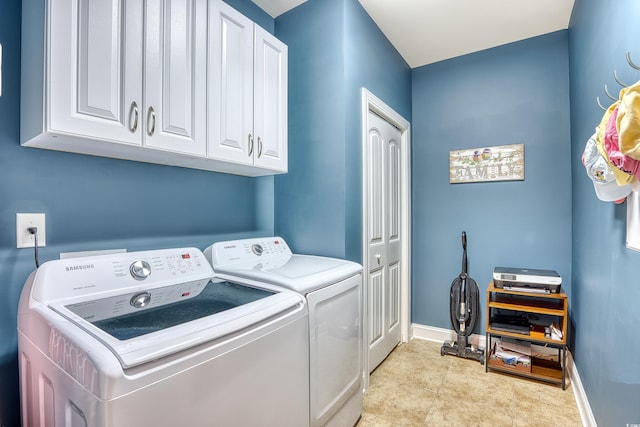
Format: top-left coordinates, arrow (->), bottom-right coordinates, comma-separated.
205,237 -> 363,427
18,247 -> 309,427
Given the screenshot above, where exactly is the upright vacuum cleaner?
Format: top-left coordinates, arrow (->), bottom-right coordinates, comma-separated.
440,231 -> 484,364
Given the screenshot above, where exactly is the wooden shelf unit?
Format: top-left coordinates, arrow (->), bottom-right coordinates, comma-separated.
485,282 -> 568,389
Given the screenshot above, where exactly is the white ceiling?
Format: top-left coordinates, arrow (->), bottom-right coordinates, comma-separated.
251,0 -> 575,68
251,0 -> 306,17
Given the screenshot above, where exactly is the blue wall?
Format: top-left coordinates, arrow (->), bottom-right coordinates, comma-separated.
343,0 -> 412,262
3,0 -> 638,424
411,31 -> 572,331
274,0 -> 411,261
0,1 -> 274,425
273,0 -> 347,258
569,1 -> 640,425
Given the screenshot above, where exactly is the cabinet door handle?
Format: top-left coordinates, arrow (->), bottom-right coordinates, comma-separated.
257,136 -> 263,158
129,101 -> 139,133
248,133 -> 254,156
147,106 -> 155,136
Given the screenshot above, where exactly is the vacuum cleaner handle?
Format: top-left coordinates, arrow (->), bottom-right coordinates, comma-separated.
461,231 -> 468,274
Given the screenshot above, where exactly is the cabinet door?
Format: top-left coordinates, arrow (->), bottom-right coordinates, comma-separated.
48,0 -> 142,145
144,0 -> 207,156
207,0 -> 254,165
253,26 -> 288,172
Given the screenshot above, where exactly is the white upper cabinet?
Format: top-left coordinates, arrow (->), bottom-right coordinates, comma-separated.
253,25 -> 288,172
144,0 -> 207,156
208,0 -> 288,174
208,2 -> 254,166
46,0 -> 143,146
21,0 -> 286,176
22,0 -> 206,157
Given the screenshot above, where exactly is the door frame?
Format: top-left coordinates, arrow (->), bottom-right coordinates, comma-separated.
361,88 -> 411,387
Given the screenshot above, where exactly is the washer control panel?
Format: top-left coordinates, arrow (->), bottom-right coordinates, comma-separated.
32,248 -> 214,303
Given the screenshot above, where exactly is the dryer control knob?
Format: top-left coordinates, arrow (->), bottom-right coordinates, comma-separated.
130,291 -> 151,308
251,244 -> 264,256
130,260 -> 151,280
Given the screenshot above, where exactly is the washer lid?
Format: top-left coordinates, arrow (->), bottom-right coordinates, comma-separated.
51,278 -> 304,369
25,247 -> 305,369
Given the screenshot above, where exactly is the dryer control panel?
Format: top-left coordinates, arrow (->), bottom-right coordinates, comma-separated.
207,237 -> 292,265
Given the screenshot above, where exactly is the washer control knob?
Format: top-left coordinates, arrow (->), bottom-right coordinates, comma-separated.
130,291 -> 151,308
251,244 -> 264,256
130,260 -> 151,280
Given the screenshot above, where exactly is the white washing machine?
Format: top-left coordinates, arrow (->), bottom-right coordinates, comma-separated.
17,247 -> 309,427
205,237 -> 363,427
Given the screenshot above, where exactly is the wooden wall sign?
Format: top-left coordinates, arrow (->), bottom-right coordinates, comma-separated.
450,143 -> 525,184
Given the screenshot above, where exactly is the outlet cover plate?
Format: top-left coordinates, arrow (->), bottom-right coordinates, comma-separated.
16,213 -> 46,248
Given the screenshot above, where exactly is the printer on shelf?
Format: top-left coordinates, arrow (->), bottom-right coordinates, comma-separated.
493,267 -> 561,293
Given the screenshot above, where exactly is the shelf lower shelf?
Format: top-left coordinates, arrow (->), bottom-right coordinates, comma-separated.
487,356 -> 565,386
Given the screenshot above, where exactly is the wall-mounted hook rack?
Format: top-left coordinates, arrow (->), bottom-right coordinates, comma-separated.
626,51 -> 640,70
614,70 -> 629,87
604,84 -> 617,101
595,52 -> 639,111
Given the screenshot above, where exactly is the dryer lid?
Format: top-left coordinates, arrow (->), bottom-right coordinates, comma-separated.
206,237 -> 362,293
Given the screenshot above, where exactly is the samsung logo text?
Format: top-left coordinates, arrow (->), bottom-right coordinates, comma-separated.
65,264 -> 95,272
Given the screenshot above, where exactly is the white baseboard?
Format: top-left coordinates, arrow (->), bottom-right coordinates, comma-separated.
566,350 -> 597,427
410,323 -> 596,427
411,322 -> 486,348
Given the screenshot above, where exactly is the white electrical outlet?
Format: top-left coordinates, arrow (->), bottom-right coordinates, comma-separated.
16,213 -> 47,248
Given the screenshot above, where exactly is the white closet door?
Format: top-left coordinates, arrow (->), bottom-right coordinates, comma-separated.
144,0 -> 207,156
208,0 -> 254,165
367,111 -> 402,372
49,0 -> 142,145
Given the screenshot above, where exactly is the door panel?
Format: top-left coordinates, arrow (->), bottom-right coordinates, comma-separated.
368,268 -> 383,350
253,26 -> 288,172
367,111 -> 402,372
388,141 -> 401,240
49,0 -> 141,145
208,0 -> 254,164
388,262 -> 400,331
77,0 -> 119,119
367,128 -> 386,270
144,0 -> 207,156
164,0 -> 193,137
388,139 -> 402,263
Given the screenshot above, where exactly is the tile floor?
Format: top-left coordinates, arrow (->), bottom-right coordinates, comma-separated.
357,339 -> 583,427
